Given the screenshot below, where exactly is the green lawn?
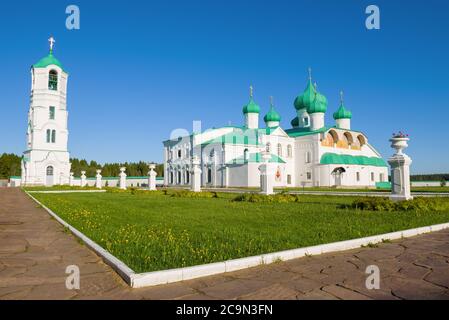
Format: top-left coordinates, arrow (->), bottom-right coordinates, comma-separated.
30,190 -> 449,273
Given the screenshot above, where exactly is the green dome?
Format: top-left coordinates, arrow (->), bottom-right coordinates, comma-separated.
291,116 -> 299,127
243,98 -> 260,114
333,103 -> 352,119
294,79 -> 315,110
33,53 -> 64,71
264,105 -> 281,123
307,90 -> 328,114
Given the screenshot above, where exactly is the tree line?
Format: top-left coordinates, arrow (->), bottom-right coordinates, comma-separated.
0,153 -> 163,179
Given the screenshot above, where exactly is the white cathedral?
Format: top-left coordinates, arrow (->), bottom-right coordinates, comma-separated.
163,71 -> 389,188
20,37 -> 71,186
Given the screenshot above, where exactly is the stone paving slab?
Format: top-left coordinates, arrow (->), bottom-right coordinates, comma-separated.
1,188 -> 449,300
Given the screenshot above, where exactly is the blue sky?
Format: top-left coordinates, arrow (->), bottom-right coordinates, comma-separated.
1,0 -> 448,173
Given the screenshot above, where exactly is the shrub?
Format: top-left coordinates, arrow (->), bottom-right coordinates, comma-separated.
169,190 -> 219,199
441,180 -> 447,187
232,193 -> 300,203
344,197 -> 449,212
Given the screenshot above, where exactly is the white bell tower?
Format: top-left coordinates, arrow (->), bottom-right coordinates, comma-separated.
21,37 -> 71,186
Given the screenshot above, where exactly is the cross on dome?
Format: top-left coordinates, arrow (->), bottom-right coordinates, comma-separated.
48,36 -> 56,53
249,85 -> 254,98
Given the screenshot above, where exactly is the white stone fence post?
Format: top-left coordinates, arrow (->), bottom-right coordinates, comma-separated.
148,163 -> 157,191
80,171 -> 87,187
119,167 -> 127,190
96,169 -> 102,189
69,172 -> 74,186
388,135 -> 412,201
191,156 -> 202,192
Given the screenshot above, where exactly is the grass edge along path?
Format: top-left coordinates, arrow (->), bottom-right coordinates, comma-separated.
30,190 -> 449,273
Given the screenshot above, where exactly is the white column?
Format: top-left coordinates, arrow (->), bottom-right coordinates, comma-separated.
148,164 -> 157,191
388,137 -> 413,201
191,156 -> 202,192
96,170 -> 102,189
259,151 -> 274,195
80,171 -> 87,187
119,167 -> 127,190
69,172 -> 74,186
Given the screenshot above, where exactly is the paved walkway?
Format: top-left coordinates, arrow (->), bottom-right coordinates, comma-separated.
1,188 -> 449,300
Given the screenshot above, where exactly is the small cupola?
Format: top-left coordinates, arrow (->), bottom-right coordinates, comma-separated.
333,91 -> 352,130
243,86 -> 260,129
264,97 -> 281,128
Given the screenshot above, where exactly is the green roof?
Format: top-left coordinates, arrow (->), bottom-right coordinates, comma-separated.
242,98 -> 260,114
264,105 -> 281,123
333,103 -> 352,120
320,153 -> 388,167
33,53 -> 64,71
227,152 -> 286,165
376,181 -> 391,189
285,126 -> 329,137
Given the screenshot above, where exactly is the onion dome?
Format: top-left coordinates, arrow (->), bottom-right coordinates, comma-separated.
264,99 -> 281,123
242,85 -> 260,114
294,78 -> 315,110
307,83 -> 328,114
33,36 -> 65,71
333,91 -> 352,119
291,116 -> 299,127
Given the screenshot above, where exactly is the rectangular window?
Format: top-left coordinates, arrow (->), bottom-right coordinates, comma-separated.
380,173 -> 384,182
306,172 -> 312,180
356,172 -> 360,182
305,152 -> 311,164
49,106 -> 55,120
371,172 -> 375,182
287,175 -> 292,184
178,150 -> 182,158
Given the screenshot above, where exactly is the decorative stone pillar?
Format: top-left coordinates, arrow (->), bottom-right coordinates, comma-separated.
388,136 -> 412,201
191,156 -> 202,193
119,167 -> 127,190
259,151 -> 274,195
148,163 -> 157,191
69,172 -> 74,186
80,171 -> 87,187
96,170 -> 102,189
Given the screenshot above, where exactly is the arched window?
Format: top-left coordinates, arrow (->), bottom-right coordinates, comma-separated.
287,145 -> 292,158
51,130 -> 56,143
46,166 -> 54,176
46,129 -> 51,143
343,132 -> 353,147
48,70 -> 58,91
266,142 -> 271,153
277,144 -> 282,157
357,135 -> 366,147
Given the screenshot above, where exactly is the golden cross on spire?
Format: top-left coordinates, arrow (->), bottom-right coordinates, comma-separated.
249,85 -> 253,98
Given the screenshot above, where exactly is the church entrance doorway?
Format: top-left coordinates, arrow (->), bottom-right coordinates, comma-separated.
46,166 -> 54,186
331,167 -> 346,187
